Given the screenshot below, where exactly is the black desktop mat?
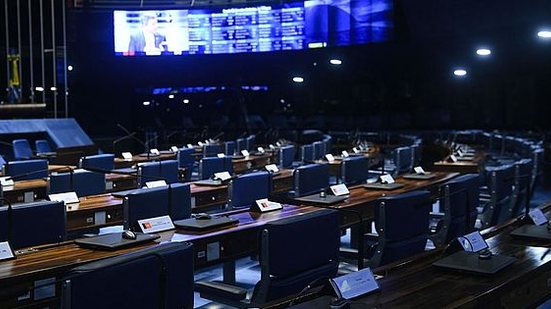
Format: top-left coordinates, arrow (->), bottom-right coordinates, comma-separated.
75,233 -> 160,250
433,251 -> 516,275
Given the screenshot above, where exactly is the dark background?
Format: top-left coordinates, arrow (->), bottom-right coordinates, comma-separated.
4,0 -> 551,137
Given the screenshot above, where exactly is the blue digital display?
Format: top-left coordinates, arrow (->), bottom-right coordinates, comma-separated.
113,0 -> 393,56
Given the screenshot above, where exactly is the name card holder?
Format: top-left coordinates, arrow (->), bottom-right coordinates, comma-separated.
0,177 -> 14,187
122,152 -> 133,161
145,180 -> 167,188
138,215 -> 175,234
214,171 -> 232,182
457,231 -> 488,252
257,147 -> 265,154
252,198 -> 283,213
241,150 -> 250,157
171,146 -> 179,152
150,148 -> 160,156
0,241 -> 16,261
217,153 -> 225,158
341,150 -> 349,158
49,192 -> 80,204
265,164 -> 279,173
325,154 -> 336,163
449,155 -> 458,163
380,174 -> 395,184
330,267 -> 380,300
414,166 -> 426,174
529,208 -> 548,226
330,184 -> 350,196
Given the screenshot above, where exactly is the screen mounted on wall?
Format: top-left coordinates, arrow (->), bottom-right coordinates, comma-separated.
113,0 -> 393,56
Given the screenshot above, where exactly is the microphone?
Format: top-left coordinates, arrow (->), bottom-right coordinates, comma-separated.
113,124 -> 149,158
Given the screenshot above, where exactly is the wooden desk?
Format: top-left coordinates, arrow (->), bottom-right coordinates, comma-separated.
431,152 -> 485,174
113,152 -> 177,168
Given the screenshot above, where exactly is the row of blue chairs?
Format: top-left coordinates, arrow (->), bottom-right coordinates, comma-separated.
10,138 -> 52,160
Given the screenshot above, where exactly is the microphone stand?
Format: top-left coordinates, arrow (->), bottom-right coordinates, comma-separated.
114,124 -> 149,159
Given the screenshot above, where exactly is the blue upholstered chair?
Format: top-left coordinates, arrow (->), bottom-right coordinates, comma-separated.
4,159 -> 48,180
35,139 -> 53,154
137,160 -> 179,187
478,165 -> 515,228
312,141 -> 325,160
339,156 -> 370,185
300,144 -> 314,162
10,200 -> 66,249
196,209 -> 340,308
79,154 -> 115,171
177,147 -> 195,181
365,190 -> 432,267
123,183 -> 191,230
509,159 -> 534,218
291,163 -> 330,197
49,170 -> 106,197
203,144 -> 222,157
246,135 -> 256,151
61,242 -> 194,309
224,141 -> 236,156
227,171 -> 271,209
0,206 -> 8,242
198,157 -> 233,180
236,138 -> 247,153
429,174 -> 480,247
12,139 -> 33,160
278,145 -> 295,168
393,146 -> 413,175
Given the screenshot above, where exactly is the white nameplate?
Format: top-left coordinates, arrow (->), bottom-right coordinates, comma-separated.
138,215 -> 175,234
325,154 -> 336,163
150,148 -> 160,155
265,164 -> 279,173
214,171 -> 232,181
122,152 -> 133,160
330,184 -> 350,196
353,147 -> 360,154
198,142 -> 204,146
255,199 -> 283,212
449,155 -> 458,162
529,208 -> 548,226
241,150 -> 250,157
380,174 -> 395,184
457,150 -> 464,157
276,141 -> 281,147
269,144 -> 276,150
145,180 -> 167,188
171,146 -> 179,152
217,153 -> 225,158
341,150 -> 349,158
257,147 -> 265,154
208,139 -> 215,144
0,177 -> 14,187
457,231 -> 488,252
187,144 -> 194,148
49,192 -> 79,204
0,241 -> 15,261
414,166 -> 426,174
330,268 -> 379,300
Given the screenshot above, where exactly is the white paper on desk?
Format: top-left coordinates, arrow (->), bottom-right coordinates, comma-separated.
341,150 -> 349,158
353,147 -> 360,154
122,152 -> 133,160
325,154 -> 336,163
457,150 -> 464,157
49,192 -> 79,204
187,144 -> 194,148
217,153 -> 225,158
414,166 -> 426,174
529,208 -> 548,226
257,147 -> 265,154
330,184 -> 350,196
241,150 -> 250,157
265,164 -> 279,173
0,177 -> 14,187
0,241 -> 15,261
380,174 -> 395,184
146,180 -> 167,188
214,171 -> 232,181
171,146 -> 179,152
150,148 -> 160,155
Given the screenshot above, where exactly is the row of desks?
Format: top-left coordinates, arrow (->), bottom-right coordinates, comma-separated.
0,171 -> 459,308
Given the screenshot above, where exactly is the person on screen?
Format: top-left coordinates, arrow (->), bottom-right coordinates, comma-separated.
128,13 -> 167,54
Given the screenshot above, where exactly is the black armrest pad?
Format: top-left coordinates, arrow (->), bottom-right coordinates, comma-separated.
195,281 -> 247,302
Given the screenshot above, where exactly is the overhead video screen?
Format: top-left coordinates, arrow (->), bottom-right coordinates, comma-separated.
113,0 -> 393,56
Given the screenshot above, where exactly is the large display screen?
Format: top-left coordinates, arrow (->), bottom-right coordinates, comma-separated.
113,0 -> 393,56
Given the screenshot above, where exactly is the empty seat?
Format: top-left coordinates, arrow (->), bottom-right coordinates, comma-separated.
203,144 -> 222,157
49,170 -> 106,197
4,159 -> 48,181
300,144 -> 314,162
478,165 -> 515,228
35,139 -> 52,154
198,157 -> 233,180
365,190 -> 432,267
12,139 -> 33,160
61,242 -> 194,309
278,145 -> 295,168
340,156 -> 371,185
224,141 -> 236,156
79,154 -> 115,171
137,160 -> 179,187
291,163 -> 330,197
236,138 -> 247,153
10,200 -> 66,249
227,171 -> 271,209
177,147 -> 195,180
196,209 -> 340,307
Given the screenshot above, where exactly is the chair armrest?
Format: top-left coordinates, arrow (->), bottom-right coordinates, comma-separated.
430,212 -> 445,219
195,281 -> 247,302
365,233 -> 379,242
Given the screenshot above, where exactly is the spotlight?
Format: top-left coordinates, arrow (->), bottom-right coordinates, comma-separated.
538,30 -> 551,39
143,101 -> 151,106
50,86 -> 57,91
292,76 -> 304,83
67,65 -> 73,71
329,59 -> 342,65
183,99 -> 190,104
168,94 -> 175,99
453,69 -> 467,77
476,48 -> 491,56
35,87 -> 44,92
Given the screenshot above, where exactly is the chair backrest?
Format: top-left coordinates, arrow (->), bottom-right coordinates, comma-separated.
236,138 -> 247,152
177,147 -> 195,169
251,209 -> 340,305
79,154 -> 115,171
35,139 -> 52,154
0,206 -> 8,242
393,146 -> 413,175
198,157 -> 233,180
278,145 -> 295,168
49,170 -> 106,197
511,158 -> 534,218
123,183 -> 191,230
10,200 -> 66,249
292,163 -> 329,197
12,139 -> 33,160
246,135 -> 256,151
160,160 -> 179,184
137,160 -> 179,186
0,155 -> 6,169
228,172 -> 271,209
61,242 -> 194,309
483,165 -> 515,226
4,159 -> 48,180
312,141 -> 325,160
203,144 -> 222,158
371,190 -> 431,267
340,156 -> 370,185
224,141 -> 236,156
432,174 -> 480,246
300,144 -> 314,162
